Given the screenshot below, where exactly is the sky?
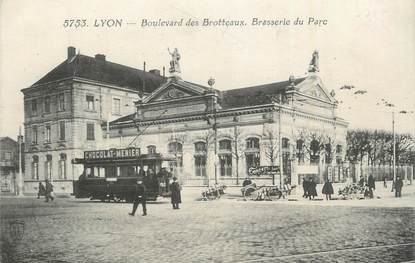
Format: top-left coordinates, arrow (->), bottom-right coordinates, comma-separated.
1,0 -> 414,139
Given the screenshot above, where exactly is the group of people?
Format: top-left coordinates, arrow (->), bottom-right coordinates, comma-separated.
359,174 -> 404,198
37,179 -> 54,202
302,177 -> 319,200
302,177 -> 335,201
129,176 -> 182,216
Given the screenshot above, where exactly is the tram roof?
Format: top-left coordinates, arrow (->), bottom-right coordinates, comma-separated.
72,154 -> 176,165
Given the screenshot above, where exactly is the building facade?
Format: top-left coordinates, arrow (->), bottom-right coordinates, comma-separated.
22,47 -> 348,193
106,71 -> 348,187
0,137 -> 24,194
21,47 -> 166,194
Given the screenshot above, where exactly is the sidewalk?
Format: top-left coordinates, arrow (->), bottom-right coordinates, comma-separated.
183,183 -> 415,208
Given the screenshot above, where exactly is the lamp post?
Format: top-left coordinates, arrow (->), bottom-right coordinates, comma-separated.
392,111 -> 396,182
17,126 -> 24,196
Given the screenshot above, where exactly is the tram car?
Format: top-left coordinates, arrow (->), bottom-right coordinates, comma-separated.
72,147 -> 175,202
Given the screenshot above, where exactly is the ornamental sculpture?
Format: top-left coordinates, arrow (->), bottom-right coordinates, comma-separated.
308,50 -> 319,73
168,47 -> 181,74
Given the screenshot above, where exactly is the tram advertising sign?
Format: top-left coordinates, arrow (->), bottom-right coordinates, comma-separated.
84,148 -> 141,160
248,166 -> 280,176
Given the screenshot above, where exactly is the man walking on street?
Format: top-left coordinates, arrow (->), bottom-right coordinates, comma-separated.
368,174 -> 375,199
395,176 -> 403,198
45,179 -> 54,202
171,177 -> 181,209
129,180 -> 147,216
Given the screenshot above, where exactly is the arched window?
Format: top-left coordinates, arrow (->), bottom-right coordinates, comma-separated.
336,144 -> 343,165
282,138 -> 291,184
147,145 -> 156,155
325,143 -> 332,164
194,142 -> 207,177
245,137 -> 260,174
59,153 -> 67,179
32,155 -> 39,180
168,142 -> 183,154
246,137 -> 259,150
168,142 -> 183,173
296,139 -> 305,164
310,140 -> 320,164
219,139 -> 232,177
219,139 -> 232,151
45,154 -> 52,180
282,138 -> 290,149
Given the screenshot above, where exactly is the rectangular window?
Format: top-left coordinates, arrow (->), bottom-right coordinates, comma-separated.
86,123 -> 95,141
58,93 -> 65,111
45,155 -> 52,180
112,98 -> 121,115
219,154 -> 232,177
4,152 -> 12,160
32,162 -> 39,180
44,96 -> 51,113
86,95 -> 95,110
194,156 -> 207,177
32,126 -> 38,144
31,99 -> 37,116
45,124 -> 51,143
59,121 -> 65,140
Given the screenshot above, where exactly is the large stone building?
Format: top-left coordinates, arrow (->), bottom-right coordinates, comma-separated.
21,47 -> 166,194
106,50 -> 348,187
22,47 -> 348,193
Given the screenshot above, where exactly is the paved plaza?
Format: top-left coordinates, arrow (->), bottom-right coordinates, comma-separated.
1,189 -> 415,263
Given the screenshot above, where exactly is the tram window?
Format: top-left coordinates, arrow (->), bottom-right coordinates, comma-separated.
119,166 -> 136,177
85,167 -> 93,177
98,167 -> 105,178
105,166 -> 117,177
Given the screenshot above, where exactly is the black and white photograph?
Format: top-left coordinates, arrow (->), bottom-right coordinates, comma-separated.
0,0 -> 414,262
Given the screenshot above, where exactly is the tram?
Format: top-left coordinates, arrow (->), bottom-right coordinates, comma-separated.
72,147 -> 175,202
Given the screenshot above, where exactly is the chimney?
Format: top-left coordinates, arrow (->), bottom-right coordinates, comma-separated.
95,54 -> 106,61
149,69 -> 160,75
143,62 -> 146,72
67,46 -> 76,61
163,66 -> 165,77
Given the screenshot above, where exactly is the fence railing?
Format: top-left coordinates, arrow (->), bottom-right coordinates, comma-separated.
321,163 -> 414,184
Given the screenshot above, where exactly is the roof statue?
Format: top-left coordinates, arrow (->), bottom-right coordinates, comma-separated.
308,50 -> 319,73
168,48 -> 181,77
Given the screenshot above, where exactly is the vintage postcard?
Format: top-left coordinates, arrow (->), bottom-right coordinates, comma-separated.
0,1 -> 414,262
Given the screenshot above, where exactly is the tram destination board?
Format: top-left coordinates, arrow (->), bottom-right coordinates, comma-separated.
84,148 -> 141,160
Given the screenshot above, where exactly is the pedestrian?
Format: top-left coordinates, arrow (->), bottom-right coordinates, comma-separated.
37,182 -> 46,199
302,177 -> 309,198
45,179 -> 54,202
322,179 -> 334,200
242,177 -> 252,187
367,174 -> 375,198
308,178 -> 317,200
395,176 -> 403,198
358,176 -> 365,187
383,175 -> 387,188
129,180 -> 147,216
170,177 -> 182,209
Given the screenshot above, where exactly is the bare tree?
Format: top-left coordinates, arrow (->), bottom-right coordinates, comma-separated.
230,126 -> 245,185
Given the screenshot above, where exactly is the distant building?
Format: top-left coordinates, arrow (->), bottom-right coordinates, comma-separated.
21,47 -> 166,194
0,137 -> 24,194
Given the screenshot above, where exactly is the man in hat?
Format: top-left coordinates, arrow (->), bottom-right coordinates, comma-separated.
45,179 -> 54,202
395,176 -> 403,198
170,177 -> 181,209
129,180 -> 147,216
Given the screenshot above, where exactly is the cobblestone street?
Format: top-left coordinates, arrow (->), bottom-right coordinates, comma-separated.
1,191 -> 414,263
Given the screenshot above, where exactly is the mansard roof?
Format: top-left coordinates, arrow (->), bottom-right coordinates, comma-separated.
31,54 -> 167,92
220,77 -> 306,109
